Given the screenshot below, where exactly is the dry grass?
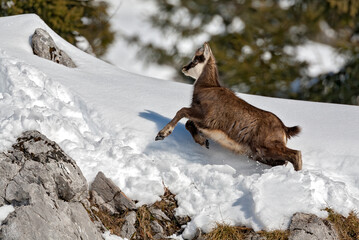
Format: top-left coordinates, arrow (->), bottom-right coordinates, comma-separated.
204,209 -> 359,240
153,187 -> 190,232
326,208 -> 359,240
88,187 -> 190,240
86,192 -> 126,236
204,223 -> 289,240
258,229 -> 289,240
135,206 -> 154,240
205,223 -> 244,240
90,207 -> 125,236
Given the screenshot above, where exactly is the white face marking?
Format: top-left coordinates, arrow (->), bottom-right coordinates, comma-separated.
182,43 -> 213,81
183,61 -> 206,80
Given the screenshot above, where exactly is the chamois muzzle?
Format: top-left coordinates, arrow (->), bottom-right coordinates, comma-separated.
182,61 -> 194,74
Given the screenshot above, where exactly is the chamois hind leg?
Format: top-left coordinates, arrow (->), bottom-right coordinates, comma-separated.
185,120 -> 209,148
260,144 -> 302,171
155,107 -> 202,141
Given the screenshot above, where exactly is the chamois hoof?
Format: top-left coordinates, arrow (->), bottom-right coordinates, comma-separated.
205,139 -> 209,149
155,134 -> 165,141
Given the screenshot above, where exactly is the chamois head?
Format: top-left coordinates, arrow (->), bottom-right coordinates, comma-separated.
182,42 -> 213,80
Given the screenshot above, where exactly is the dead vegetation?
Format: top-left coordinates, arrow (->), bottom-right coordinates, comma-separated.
87,192 -> 127,236
86,185 -> 359,240
132,188 -> 190,239
204,223 -> 244,240
88,187 -> 190,240
135,206 -> 154,239
202,223 -> 288,240
257,229 -> 289,240
326,208 -> 359,240
203,209 -> 359,240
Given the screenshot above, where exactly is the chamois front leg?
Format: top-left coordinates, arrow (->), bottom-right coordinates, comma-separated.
155,107 -> 201,141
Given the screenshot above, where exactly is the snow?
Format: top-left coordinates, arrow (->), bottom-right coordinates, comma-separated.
287,41 -> 347,77
0,205 -> 15,224
0,14 -> 359,239
103,231 -> 128,240
104,0 -> 176,81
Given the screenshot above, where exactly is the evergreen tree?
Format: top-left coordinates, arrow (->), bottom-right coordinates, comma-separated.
128,0 -> 359,104
0,0 -> 114,57
297,0 -> 359,105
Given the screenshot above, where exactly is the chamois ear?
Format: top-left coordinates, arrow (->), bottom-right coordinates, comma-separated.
203,42 -> 212,59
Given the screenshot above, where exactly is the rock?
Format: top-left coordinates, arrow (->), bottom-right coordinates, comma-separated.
91,171 -> 119,202
32,28 -> 76,68
12,131 -> 89,202
89,182 -> 191,239
289,212 -> 339,240
114,191 -> 137,212
91,171 -> 136,214
5,181 -> 30,206
245,233 -> 267,240
149,206 -> 171,222
151,220 -> 165,239
120,211 -> 137,239
0,131 -> 102,240
176,215 -> 191,226
193,228 -> 206,240
91,206 -> 100,213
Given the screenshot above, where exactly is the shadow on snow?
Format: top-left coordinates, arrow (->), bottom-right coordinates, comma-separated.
139,109 -> 269,176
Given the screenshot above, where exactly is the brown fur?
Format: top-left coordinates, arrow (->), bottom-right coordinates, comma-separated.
156,43 -> 302,171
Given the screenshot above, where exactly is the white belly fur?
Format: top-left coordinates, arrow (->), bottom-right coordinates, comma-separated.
199,128 -> 251,155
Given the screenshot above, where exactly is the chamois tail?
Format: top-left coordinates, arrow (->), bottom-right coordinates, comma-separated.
286,126 -> 301,139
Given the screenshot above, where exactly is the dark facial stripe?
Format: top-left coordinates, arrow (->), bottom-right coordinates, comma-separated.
183,61 -> 196,71
183,54 -> 206,71
195,55 -> 205,63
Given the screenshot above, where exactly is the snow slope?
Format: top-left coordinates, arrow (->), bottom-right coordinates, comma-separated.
1,14 -> 359,238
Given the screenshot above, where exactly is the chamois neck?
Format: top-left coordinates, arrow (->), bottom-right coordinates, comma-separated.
194,56 -> 220,88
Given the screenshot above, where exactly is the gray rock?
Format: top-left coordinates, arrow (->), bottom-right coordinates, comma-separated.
32,28 -> 76,68
193,228 -> 205,240
114,191 -> 137,212
5,181 -> 30,206
12,131 -> 89,202
92,190 -> 106,206
244,233 -> 266,240
289,212 -> 339,240
92,190 -> 116,215
0,131 -> 102,240
176,215 -> 191,226
0,153 -> 22,205
91,171 -> 119,202
149,206 -> 171,221
120,211 -> 137,239
151,220 -> 165,240
91,171 -> 136,213
154,232 -> 167,240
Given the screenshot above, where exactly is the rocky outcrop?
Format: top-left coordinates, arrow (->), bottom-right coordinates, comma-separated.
89,172 -> 191,240
0,131 -> 102,240
0,130 -> 191,240
91,171 -> 136,214
289,212 -> 339,240
32,28 -> 76,68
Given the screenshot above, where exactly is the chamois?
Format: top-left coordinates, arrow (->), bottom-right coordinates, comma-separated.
155,42 -> 302,171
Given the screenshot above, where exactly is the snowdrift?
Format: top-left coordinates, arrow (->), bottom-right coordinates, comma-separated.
1,14 -> 359,238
